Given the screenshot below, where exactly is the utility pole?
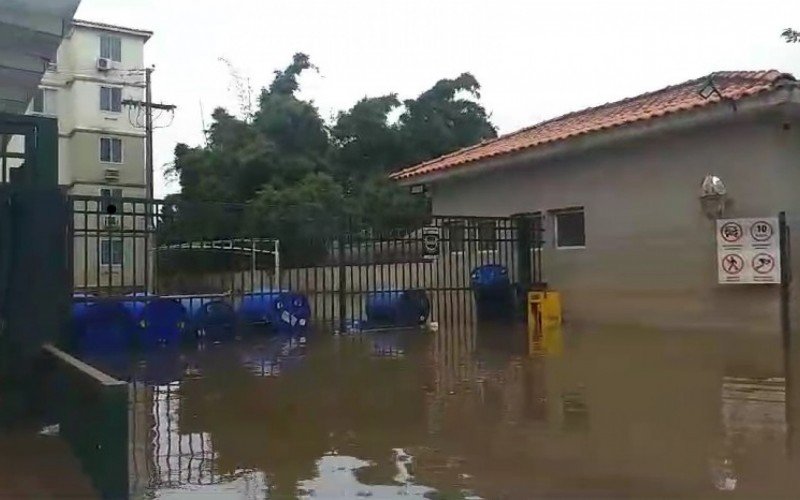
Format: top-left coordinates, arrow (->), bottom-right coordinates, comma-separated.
122,67 -> 176,202
145,67 -> 154,202
122,67 -> 176,294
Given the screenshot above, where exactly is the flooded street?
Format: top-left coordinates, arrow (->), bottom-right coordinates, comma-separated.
54,324 -> 793,499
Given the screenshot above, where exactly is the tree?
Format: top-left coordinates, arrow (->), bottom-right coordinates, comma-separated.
167,53 -> 496,259
397,73 -> 497,168
331,94 -> 402,179
782,28 -> 800,43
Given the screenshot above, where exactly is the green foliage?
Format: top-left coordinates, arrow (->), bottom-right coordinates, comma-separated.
168,53 -> 496,263
782,28 -> 800,43
398,73 -> 497,167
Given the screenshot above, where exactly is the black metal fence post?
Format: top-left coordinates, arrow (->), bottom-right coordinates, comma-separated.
338,219 -> 347,333
780,211 -> 791,351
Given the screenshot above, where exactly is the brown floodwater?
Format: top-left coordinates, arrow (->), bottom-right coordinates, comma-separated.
12,323 -> 800,498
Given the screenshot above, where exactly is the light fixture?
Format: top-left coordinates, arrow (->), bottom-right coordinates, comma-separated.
409,184 -> 427,195
699,174 -> 728,219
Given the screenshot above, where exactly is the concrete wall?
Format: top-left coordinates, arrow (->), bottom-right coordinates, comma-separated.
430,113 -> 800,333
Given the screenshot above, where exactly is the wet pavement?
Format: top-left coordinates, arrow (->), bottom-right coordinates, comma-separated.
9,323 -> 800,498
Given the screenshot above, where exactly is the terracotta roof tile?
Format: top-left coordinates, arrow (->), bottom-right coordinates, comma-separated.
391,70 -> 795,181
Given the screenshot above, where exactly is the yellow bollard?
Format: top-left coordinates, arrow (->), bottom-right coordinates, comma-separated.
527,290 -> 563,356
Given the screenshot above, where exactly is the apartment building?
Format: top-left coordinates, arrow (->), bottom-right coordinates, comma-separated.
24,19 -> 153,291
28,19 -> 152,199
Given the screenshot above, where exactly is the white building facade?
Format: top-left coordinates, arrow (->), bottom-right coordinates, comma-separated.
24,20 -> 153,291
28,19 -> 152,199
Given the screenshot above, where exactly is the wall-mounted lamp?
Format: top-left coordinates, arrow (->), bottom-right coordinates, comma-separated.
700,174 -> 728,219
409,184 -> 428,195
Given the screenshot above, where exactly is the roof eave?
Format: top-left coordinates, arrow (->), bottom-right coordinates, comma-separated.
72,19 -> 153,41
396,88 -> 800,186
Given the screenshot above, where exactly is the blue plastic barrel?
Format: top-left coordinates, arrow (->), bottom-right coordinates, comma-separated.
470,264 -> 511,291
471,264 -> 514,320
278,292 -> 311,333
237,289 -> 292,325
123,294 -> 188,347
365,289 -> 430,327
181,298 -> 236,331
71,293 -> 95,327
72,295 -> 135,353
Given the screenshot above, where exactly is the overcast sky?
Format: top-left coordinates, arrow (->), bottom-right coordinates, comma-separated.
75,0 -> 800,197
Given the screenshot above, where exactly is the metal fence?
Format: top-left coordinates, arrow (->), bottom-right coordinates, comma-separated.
70,195 -> 543,328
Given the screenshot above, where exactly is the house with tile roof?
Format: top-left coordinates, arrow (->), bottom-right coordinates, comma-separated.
393,71 -> 800,334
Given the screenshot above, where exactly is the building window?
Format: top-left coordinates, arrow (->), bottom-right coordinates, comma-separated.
31,88 -> 57,116
445,221 -> 465,253
554,209 -> 585,249
100,35 -> 122,62
100,188 -> 123,212
100,86 -> 122,112
101,239 -> 124,266
100,137 -> 123,163
477,221 -> 497,251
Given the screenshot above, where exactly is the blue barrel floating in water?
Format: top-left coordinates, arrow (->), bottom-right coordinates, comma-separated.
279,292 -> 311,333
237,289 -> 312,333
123,294 -> 188,347
471,264 -> 514,320
237,289 -> 291,325
365,289 -> 430,327
180,298 -> 236,340
72,294 -> 135,353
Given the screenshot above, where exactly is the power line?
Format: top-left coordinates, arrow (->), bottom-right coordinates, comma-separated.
120,67 -> 177,293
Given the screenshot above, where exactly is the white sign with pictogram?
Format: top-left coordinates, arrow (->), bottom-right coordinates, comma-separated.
717,217 -> 781,284
422,227 -> 441,261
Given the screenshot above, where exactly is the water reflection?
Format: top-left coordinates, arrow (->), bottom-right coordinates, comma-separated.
97,324 -> 800,498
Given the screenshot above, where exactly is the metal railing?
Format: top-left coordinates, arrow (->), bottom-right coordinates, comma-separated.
69,195 -> 543,326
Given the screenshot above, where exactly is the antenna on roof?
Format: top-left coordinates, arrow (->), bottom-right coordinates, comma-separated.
698,77 -> 722,100
698,76 -> 737,111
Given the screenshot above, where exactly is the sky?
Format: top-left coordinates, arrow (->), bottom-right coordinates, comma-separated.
75,0 -> 800,198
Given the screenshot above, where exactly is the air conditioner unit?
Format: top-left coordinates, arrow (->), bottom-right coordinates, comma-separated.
104,168 -> 120,183
103,215 -> 120,229
97,58 -> 112,71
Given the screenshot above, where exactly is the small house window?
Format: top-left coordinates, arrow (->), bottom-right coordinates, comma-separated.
555,209 -> 585,249
445,221 -> 465,253
31,88 -> 57,116
100,35 -> 122,62
101,239 -> 123,266
477,221 -> 497,251
100,86 -> 122,112
100,137 -> 123,163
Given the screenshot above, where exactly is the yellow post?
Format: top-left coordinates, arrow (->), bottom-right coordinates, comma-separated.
527,290 -> 563,356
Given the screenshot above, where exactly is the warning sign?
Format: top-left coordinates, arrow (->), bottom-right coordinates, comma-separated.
717,218 -> 781,284
720,222 -> 743,243
752,253 -> 775,274
721,254 -> 744,275
422,227 -> 440,260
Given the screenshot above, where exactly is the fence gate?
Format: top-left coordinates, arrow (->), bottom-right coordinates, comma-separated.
1,114 -> 66,423
69,197 -> 542,331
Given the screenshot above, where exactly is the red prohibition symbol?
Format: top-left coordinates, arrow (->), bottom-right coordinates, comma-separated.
752,253 -> 775,274
722,254 -> 744,275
